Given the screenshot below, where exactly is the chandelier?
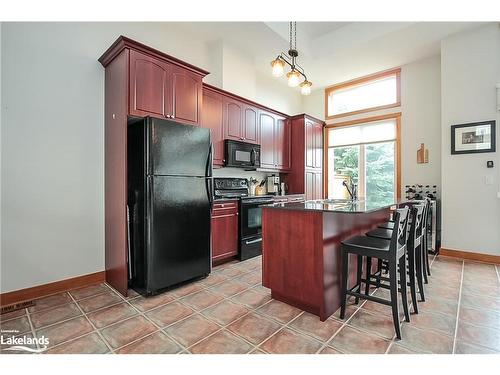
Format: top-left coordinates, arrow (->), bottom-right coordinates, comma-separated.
270,22 -> 312,95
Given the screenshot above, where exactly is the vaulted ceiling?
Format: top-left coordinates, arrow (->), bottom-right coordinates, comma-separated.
178,22 -> 485,91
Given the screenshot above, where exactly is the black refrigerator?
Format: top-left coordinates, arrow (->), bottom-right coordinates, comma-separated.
127,117 -> 212,296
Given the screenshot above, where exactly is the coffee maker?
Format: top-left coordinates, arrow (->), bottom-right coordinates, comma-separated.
266,175 -> 280,195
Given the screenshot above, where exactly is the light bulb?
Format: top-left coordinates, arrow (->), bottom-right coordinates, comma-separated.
271,58 -> 285,77
287,70 -> 301,87
300,80 -> 312,95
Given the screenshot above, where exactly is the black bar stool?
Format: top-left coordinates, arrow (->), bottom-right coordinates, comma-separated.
365,204 -> 426,313
340,207 -> 410,339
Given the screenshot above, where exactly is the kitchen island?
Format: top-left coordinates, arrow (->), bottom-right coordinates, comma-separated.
261,199 -> 399,321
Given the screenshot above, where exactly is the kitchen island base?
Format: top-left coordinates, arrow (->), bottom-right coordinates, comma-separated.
262,204 -> 391,321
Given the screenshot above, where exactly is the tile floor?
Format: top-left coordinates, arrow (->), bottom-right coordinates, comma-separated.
1,255 -> 499,354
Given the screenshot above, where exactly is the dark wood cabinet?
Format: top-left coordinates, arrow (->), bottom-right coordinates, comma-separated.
171,65 -> 202,126
202,88 -> 225,166
211,201 -> 239,263
128,49 -> 202,126
242,104 -> 259,144
224,97 -> 244,141
259,111 -> 275,169
283,114 -> 325,201
129,49 -> 171,119
259,111 -> 290,171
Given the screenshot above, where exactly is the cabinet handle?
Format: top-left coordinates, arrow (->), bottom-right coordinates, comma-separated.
221,204 -> 225,208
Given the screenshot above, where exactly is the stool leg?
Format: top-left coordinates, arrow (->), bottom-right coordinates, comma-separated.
407,248 -> 419,314
365,256 -> 372,295
425,242 -> 431,276
416,243 -> 426,302
340,249 -> 349,319
355,255 -> 362,304
422,242 -> 429,284
389,259 -> 401,339
399,253 -> 410,322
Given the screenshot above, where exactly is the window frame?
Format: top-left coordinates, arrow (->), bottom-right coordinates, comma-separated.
323,112 -> 402,199
324,68 -> 401,120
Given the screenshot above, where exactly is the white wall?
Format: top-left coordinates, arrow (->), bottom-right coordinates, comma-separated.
440,24 -> 500,255
400,55 -> 442,189
0,22 -> 302,293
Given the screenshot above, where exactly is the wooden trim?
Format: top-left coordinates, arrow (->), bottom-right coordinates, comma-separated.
325,112 -> 402,128
440,248 -> 500,265
202,83 -> 290,119
324,112 -> 402,199
325,67 -> 401,120
98,35 -> 209,76
0,271 -> 106,308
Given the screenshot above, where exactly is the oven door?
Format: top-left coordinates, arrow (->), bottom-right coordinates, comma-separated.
225,140 -> 260,168
240,199 -> 272,238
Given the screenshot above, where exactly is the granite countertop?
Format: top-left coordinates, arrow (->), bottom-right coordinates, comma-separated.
265,198 -> 407,213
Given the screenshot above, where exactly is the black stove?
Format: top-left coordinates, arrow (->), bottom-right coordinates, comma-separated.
213,178 -> 273,261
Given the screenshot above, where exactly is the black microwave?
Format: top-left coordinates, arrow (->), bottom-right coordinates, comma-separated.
224,140 -> 261,169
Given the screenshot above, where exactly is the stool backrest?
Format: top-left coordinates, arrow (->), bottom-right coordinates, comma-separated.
408,204 -> 425,249
390,206 -> 409,255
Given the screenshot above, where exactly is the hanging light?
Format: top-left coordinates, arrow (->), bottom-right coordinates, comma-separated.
271,58 -> 285,77
287,70 -> 301,87
300,80 -> 312,95
270,22 -> 312,94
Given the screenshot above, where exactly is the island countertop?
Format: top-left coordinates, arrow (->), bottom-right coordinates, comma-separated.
267,198 -> 406,213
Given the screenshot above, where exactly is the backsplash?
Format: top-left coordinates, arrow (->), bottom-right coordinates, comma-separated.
212,167 -> 272,185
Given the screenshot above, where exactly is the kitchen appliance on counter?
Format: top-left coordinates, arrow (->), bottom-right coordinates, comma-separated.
224,140 -> 260,169
405,184 -> 441,255
127,117 -> 212,296
266,175 -> 280,195
213,177 -> 273,261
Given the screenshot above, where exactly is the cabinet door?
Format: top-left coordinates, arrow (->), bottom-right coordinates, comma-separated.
274,117 -> 291,170
305,120 -> 315,168
313,122 -> 323,169
243,105 -> 259,144
202,90 -> 225,166
314,171 -> 323,199
171,65 -> 202,126
259,111 -> 275,169
129,50 -> 171,118
305,171 -> 314,201
211,212 -> 239,261
223,98 -> 243,141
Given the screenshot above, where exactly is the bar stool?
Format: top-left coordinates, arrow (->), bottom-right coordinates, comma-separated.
340,207 -> 410,339
421,198 -> 432,283
365,204 -> 425,313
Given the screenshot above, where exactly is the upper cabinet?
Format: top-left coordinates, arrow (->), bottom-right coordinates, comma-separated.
171,65 -> 202,126
224,97 -> 244,141
100,36 -> 208,126
129,50 -> 172,119
223,98 -> 260,144
305,118 -> 323,169
259,111 -> 290,171
202,88 -> 225,166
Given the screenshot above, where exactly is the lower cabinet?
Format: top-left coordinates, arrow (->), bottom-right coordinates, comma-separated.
305,170 -> 323,200
211,201 -> 239,263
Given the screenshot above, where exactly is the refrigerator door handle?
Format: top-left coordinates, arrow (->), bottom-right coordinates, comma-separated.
206,143 -> 213,178
206,177 -> 213,208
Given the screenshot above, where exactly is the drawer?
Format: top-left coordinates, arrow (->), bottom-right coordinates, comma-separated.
212,201 -> 238,216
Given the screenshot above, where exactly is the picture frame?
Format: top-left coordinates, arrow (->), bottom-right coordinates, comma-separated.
451,120 -> 496,155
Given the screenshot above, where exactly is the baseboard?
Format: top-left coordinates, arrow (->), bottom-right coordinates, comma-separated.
440,248 -> 500,264
0,271 -> 106,308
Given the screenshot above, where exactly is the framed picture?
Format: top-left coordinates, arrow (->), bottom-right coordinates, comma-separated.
451,120 -> 496,155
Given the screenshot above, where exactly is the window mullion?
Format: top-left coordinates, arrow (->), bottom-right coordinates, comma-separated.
359,145 -> 365,198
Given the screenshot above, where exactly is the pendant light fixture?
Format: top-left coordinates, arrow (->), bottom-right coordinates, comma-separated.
270,22 -> 312,95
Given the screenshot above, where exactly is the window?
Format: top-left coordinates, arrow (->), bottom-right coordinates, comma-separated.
325,68 -> 401,119
326,116 -> 400,205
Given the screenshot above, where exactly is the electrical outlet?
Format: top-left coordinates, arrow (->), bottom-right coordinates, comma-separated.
485,175 -> 494,185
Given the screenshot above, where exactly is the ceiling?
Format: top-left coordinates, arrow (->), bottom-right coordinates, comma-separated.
178,22 -> 486,91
